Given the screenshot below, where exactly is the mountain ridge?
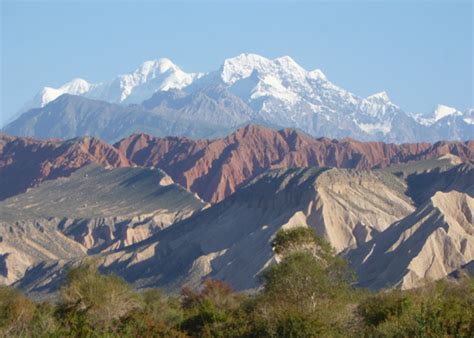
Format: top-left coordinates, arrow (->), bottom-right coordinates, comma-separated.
2,126 -> 473,203
0,132 -> 131,201
115,124 -> 474,202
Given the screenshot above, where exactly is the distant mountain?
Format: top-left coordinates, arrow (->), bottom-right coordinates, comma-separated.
6,54 -> 473,143
4,94 -> 242,142
413,104 -> 472,126
142,85 -> 258,127
115,125 -> 474,203
18,59 -> 202,113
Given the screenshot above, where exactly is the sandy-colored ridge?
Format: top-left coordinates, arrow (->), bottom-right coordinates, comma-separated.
349,190 -> 474,290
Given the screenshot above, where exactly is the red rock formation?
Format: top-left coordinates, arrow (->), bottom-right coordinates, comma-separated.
0,134 -> 130,200
115,125 -> 474,203
3,126 -> 472,204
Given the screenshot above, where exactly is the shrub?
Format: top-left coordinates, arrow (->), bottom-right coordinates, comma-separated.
180,279 -> 244,336
275,311 -> 322,338
57,262 -> 140,332
359,290 -> 413,327
0,286 -> 36,336
359,279 -> 474,337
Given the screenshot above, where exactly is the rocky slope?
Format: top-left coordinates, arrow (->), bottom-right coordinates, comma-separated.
4,94 -> 243,142
15,166 -> 416,294
13,161 -> 474,296
0,164 -> 206,285
0,223 -> 87,286
142,86 -> 258,129
115,125 -> 474,202
403,163 -> 474,206
0,133 -> 130,201
348,190 -> 474,290
2,126 -> 472,204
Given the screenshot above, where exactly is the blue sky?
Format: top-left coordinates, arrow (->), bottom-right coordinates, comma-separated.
1,1 -> 472,126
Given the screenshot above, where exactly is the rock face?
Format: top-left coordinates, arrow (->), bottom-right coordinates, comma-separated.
2,126 -> 473,205
348,191 -> 474,290
403,164 -> 474,206
115,125 -> 474,202
0,164 -> 206,285
2,128 -> 473,295
12,162 -> 474,296
0,222 -> 87,286
142,86 -> 258,130
0,133 -> 130,201
4,94 -> 240,143
15,166 -> 417,294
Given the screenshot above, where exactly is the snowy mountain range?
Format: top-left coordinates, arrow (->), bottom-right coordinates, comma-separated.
5,53 -> 473,143
19,58 -> 202,112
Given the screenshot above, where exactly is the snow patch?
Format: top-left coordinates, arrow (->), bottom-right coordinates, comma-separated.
433,104 -> 459,121
413,104 -> 463,126
250,74 -> 299,104
367,91 -> 391,103
356,121 -> 392,135
307,69 -> 327,81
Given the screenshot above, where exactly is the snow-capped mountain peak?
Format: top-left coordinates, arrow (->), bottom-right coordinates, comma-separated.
20,78 -> 93,112
18,58 -> 201,113
413,104 -> 465,126
433,104 -> 460,121
273,55 -> 306,74
220,53 -> 271,84
219,53 -> 312,85
48,78 -> 91,97
130,58 -> 180,81
367,91 -> 391,103
307,69 -> 327,81
60,78 -> 91,92
111,58 -> 199,102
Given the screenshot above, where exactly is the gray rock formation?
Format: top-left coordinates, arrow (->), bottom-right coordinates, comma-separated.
16,166 -> 416,295
9,160 -> 474,297
0,164 -> 206,284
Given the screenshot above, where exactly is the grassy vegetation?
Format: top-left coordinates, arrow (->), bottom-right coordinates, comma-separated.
1,227 -> 473,337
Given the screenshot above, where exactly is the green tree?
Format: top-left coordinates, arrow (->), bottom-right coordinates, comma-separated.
250,227 -> 356,336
